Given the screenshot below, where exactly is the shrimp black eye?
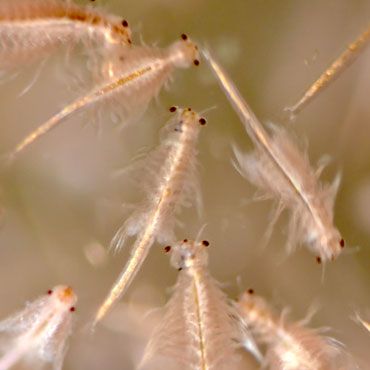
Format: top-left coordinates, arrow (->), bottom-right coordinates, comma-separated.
199,118 -> 206,125
122,20 -> 129,28
70,307 -> 76,312
316,256 -> 322,264
181,33 -> 188,41
247,289 -> 254,295
201,240 -> 209,247
183,239 -> 188,243
169,106 -> 177,112
339,238 -> 345,248
164,246 -> 171,253
193,59 -> 200,66
47,289 -> 53,295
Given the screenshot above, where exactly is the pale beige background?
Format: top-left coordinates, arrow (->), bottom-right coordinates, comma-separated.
0,0 -> 369,369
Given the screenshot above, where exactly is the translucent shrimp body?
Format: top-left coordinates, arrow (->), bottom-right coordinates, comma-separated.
94,108 -> 205,325
7,35 -> 200,161
141,240 -> 240,370
286,25 -> 370,117
237,291 -> 347,370
0,0 -> 132,69
0,285 -> 77,370
203,49 -> 344,263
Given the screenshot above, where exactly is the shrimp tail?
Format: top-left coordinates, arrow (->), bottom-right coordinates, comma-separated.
94,232 -> 154,326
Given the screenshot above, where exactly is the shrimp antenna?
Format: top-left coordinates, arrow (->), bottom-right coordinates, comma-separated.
199,105 -> 217,116
194,223 -> 208,243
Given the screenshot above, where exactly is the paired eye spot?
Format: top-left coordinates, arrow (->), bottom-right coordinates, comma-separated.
199,118 -> 206,125
247,289 -> 254,295
181,33 -> 188,41
201,240 -> 209,247
164,246 -> 172,253
70,307 -> 76,312
316,256 -> 322,264
122,19 -> 129,28
183,239 -> 188,243
169,106 -> 177,112
178,267 -> 183,271
47,289 -> 53,295
193,59 -> 200,66
340,238 -> 345,248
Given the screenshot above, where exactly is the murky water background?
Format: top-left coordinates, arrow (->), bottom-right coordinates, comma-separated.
0,0 -> 369,368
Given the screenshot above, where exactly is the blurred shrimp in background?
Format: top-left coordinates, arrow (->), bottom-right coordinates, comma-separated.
0,0 -> 369,369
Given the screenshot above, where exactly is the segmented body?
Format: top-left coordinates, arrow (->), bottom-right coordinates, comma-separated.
0,286 -> 77,370
0,0 -> 131,68
203,49 -> 344,263
7,36 -> 199,161
286,25 -> 370,117
94,108 -> 205,325
237,291 -> 345,370
141,240 -> 239,370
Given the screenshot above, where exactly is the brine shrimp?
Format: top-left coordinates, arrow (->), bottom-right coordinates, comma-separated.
203,49 -> 344,264
140,239 -> 241,370
0,0 -> 132,70
93,107 -> 205,326
236,290 -> 353,370
0,285 -> 77,370
6,34 -> 200,162
285,24 -> 370,118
